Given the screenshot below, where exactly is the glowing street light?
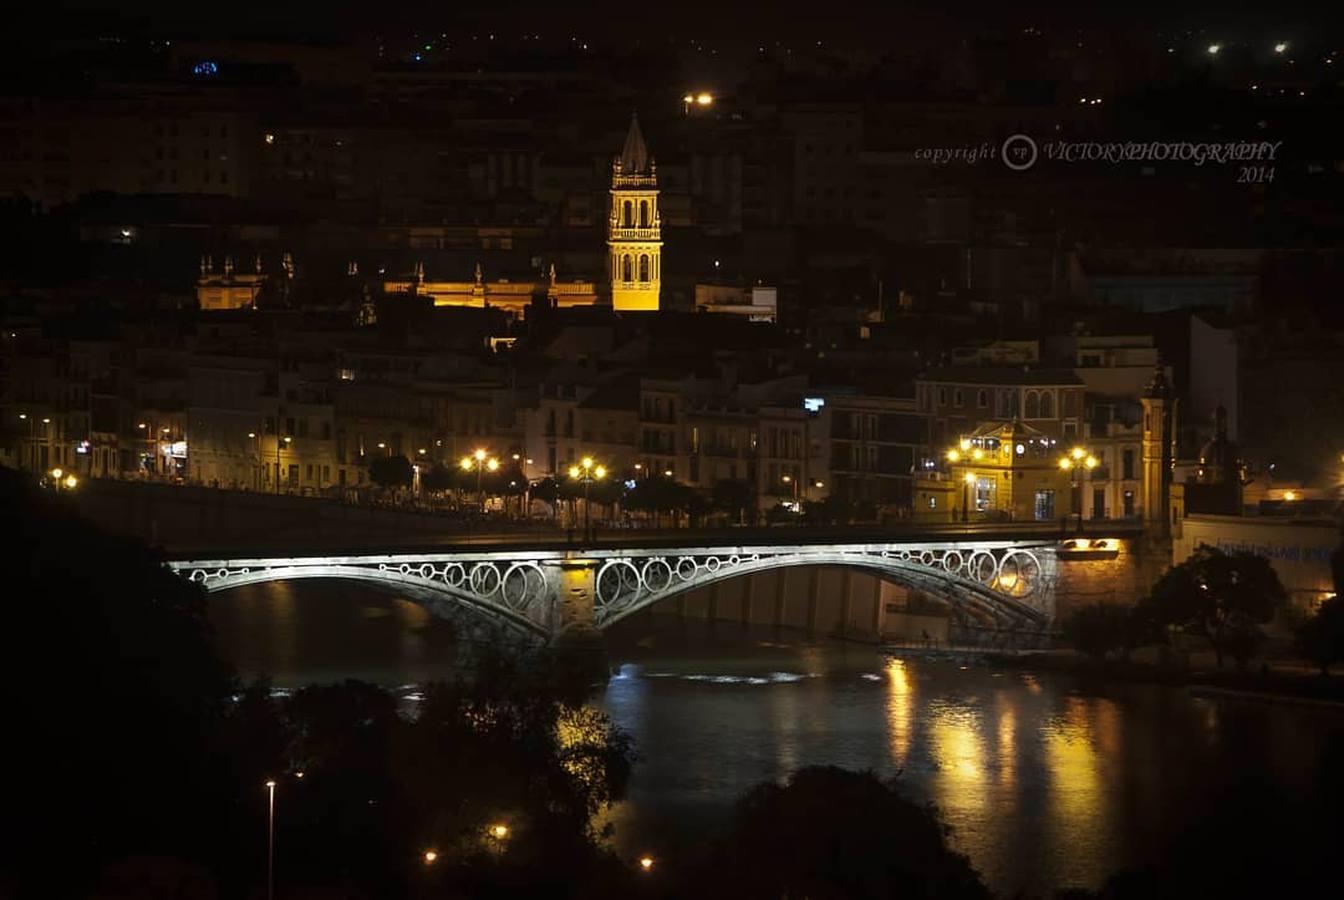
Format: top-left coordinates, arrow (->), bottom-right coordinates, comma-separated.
961,471 -> 976,524
1058,447 -> 1098,533
569,456 -> 607,540
489,823 -> 510,840
639,855 -> 655,872
460,449 -> 500,512
422,849 -> 438,865
1274,42 -> 1288,54
1207,43 -> 1221,56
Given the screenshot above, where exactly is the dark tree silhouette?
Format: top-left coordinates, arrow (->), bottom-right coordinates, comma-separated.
1147,544 -> 1286,668
369,454 -> 414,489
1297,595 -> 1344,675
684,766 -> 990,899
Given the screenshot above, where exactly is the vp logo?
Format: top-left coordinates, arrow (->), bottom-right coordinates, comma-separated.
1001,134 -> 1038,172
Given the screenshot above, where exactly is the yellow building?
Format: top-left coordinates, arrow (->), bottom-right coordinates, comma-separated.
916,421 -> 1078,523
383,262 -> 598,317
608,114 -> 662,311
196,255 -> 266,310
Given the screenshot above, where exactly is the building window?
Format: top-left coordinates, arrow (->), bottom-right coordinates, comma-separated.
937,387 -> 947,406
639,254 -> 650,282
1063,420 -> 1077,439
1025,391 -> 1040,418
639,200 -> 649,227
1040,391 -> 1055,419
1034,489 -> 1056,520
1124,490 -> 1136,517
622,255 -> 632,282
953,388 -> 963,407
1122,449 -> 1135,480
1092,487 -> 1105,519
622,200 -> 633,226
977,389 -> 988,408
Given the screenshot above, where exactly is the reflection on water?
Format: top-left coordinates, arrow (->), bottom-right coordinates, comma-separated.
208,582 -> 1344,897
884,658 -> 913,765
1044,698 -> 1109,864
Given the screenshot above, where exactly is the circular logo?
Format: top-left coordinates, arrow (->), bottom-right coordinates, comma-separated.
1001,134 -> 1038,171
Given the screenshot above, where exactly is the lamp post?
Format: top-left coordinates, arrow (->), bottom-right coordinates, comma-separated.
1058,446 -> 1098,534
781,473 -> 798,509
265,779 -> 276,900
460,448 -> 499,513
276,435 -> 291,494
248,432 -> 261,491
961,471 -> 975,523
568,456 -> 607,541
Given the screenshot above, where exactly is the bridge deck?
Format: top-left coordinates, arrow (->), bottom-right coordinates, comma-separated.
164,521 -> 1141,561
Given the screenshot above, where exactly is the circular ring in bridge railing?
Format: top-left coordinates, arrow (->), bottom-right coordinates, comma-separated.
897,549 -> 912,560
918,550 -> 936,567
596,559 -> 642,610
190,569 -> 207,582
704,556 -> 721,573
442,563 -> 466,587
419,563 -> 435,579
216,568 -> 229,580
399,563 -> 412,575
941,550 -> 964,573
966,551 -> 998,585
675,556 -> 699,580
641,557 -> 673,593
994,550 -> 1042,598
500,562 -> 545,610
728,555 -> 740,567
469,563 -> 502,597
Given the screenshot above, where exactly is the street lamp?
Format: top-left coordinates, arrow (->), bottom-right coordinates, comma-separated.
639,854 -> 655,872
568,456 -> 607,541
277,436 -> 292,494
962,471 -> 976,523
781,474 -> 799,512
265,780 -> 276,900
459,448 -> 499,512
1058,446 -> 1098,534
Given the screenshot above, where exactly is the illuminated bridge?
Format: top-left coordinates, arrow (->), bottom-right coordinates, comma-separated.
168,534 -> 1075,641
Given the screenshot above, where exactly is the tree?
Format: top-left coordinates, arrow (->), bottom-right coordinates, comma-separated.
1296,595 -> 1344,675
626,474 -> 694,526
686,767 -> 990,899
369,453 -> 414,490
420,463 -> 456,493
1148,545 -> 1287,668
711,478 -> 755,524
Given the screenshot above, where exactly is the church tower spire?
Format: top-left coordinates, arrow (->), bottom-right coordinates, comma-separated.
608,114 -> 661,312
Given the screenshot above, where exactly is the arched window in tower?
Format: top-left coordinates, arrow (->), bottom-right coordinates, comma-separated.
639,200 -> 649,228
1025,390 -> 1041,419
639,254 -> 649,282
622,255 -> 632,282
622,200 -> 633,227
1040,391 -> 1055,419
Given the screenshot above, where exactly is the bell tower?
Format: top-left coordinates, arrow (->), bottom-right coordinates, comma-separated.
608,114 -> 661,312
1140,365 -> 1172,533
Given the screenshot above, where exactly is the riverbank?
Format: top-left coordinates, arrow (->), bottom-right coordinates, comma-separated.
983,650 -> 1344,706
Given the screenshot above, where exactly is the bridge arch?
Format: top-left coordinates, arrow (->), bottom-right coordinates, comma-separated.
589,546 -> 1052,631
176,559 -> 555,639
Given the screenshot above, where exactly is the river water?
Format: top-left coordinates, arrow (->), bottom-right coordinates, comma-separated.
208,580 -> 1344,897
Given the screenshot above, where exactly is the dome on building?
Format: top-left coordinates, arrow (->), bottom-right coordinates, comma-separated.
1196,405 -> 1241,485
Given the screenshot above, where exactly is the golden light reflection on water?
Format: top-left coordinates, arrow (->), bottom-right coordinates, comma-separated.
996,701 -> 1017,790
929,702 -> 988,823
1044,697 -> 1113,857
885,657 -> 913,765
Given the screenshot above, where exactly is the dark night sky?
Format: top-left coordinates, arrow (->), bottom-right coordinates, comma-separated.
27,0 -> 1339,44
